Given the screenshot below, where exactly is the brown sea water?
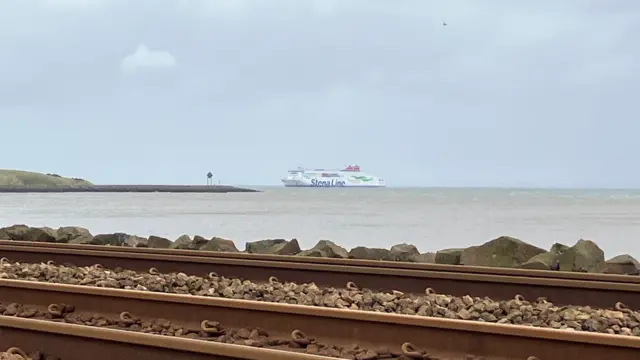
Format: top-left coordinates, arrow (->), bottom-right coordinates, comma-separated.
2,187 -> 640,258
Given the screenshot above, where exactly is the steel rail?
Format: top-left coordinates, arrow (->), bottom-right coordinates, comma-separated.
3,239 -> 639,283
2,244 -> 640,309
1,279 -> 639,360
0,316 -> 331,360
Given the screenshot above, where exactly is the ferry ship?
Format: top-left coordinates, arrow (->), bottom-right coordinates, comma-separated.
281,165 -> 386,188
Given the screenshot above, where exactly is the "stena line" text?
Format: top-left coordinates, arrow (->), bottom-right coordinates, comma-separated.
310,179 -> 346,187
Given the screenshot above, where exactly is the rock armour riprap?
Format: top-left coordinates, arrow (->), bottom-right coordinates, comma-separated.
557,239 -> 605,272
296,240 -> 349,258
0,224 -> 635,273
460,236 -> 545,268
245,239 -> 301,255
521,242 -> 570,270
348,246 -> 393,260
2,259 -> 639,337
435,248 -> 464,265
604,254 -> 640,275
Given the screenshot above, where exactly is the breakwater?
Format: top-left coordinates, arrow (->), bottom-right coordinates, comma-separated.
0,185 -> 258,193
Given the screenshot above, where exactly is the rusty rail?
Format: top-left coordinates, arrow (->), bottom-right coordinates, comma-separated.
2,279 -> 639,360
0,316 -> 330,360
2,243 -> 640,309
3,239 -> 639,283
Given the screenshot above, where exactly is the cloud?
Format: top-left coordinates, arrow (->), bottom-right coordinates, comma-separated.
1,0 -> 640,187
120,44 -> 177,73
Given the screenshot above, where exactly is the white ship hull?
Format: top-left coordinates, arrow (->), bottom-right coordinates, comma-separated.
281,165 -> 386,188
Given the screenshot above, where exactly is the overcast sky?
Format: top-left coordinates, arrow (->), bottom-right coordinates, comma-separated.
1,0 -> 638,188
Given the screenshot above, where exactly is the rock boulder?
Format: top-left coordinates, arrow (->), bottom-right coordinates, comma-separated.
0,225 -> 80,242
521,252 -> 558,270
146,235 -> 172,249
23,227 -> 57,242
190,235 -> 210,250
460,236 -> 545,268
77,233 -> 145,246
69,234 -> 112,245
550,243 -> 570,254
412,252 -> 436,263
522,242 -> 571,270
297,240 -> 348,258
0,224 -> 30,240
557,239 -> 605,272
56,226 -> 92,243
435,248 -> 464,265
199,237 -> 239,252
348,247 -> 392,261
170,235 -> 193,249
603,254 -> 640,275
67,235 -> 95,245
245,239 -> 301,255
121,234 -> 147,247
389,243 -> 420,262
270,239 -> 301,255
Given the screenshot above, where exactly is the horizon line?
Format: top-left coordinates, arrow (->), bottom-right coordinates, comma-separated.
234,184 -> 640,191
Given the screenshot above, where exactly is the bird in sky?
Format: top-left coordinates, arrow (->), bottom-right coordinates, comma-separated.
443,22 -> 447,26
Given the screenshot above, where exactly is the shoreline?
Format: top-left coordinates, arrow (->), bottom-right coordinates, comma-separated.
0,185 -> 259,193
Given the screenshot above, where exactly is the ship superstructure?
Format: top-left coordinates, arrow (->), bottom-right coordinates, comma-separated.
281,165 -> 385,188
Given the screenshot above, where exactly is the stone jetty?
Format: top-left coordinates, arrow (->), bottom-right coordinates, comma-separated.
0,184 -> 258,193
0,169 -> 257,193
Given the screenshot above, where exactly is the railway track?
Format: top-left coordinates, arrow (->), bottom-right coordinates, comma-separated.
2,241 -> 640,309
0,316 -> 329,360
2,279 -> 639,360
0,315 -> 324,360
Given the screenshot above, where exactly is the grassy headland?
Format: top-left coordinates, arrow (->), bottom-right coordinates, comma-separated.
0,169 -> 93,187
